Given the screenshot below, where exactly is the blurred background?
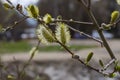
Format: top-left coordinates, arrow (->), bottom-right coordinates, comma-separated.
0,0 -> 120,80
0,0 -> 120,41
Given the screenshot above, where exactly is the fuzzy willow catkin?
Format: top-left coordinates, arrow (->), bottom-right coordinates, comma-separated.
55,23 -> 71,45
36,24 -> 56,44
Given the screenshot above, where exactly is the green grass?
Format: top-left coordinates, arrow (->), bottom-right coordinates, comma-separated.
0,41 -> 32,53
0,41 -> 96,53
38,45 -> 96,52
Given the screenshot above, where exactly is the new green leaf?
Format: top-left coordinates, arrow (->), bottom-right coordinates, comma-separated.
115,65 -> 120,71
86,52 -> 94,64
3,3 -> 13,10
115,62 -> 120,72
109,73 -> 116,78
26,5 -> 39,19
55,23 -> 71,45
43,14 -> 52,24
99,60 -> 104,67
36,24 -> 56,44
110,11 -> 119,24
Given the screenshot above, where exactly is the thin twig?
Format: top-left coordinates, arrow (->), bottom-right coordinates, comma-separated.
56,40 -> 97,70
88,8 -> 116,59
37,20 -> 103,75
6,0 -> 26,17
56,40 -> 74,56
3,0 -> 28,33
37,19 -> 103,74
2,16 -> 28,33
115,16 -> 120,25
37,18 -> 102,44
80,0 -> 87,7
18,41 -> 40,79
102,59 -> 116,71
77,0 -> 116,59
56,39 -> 108,76
6,0 -> 14,5
37,18 -> 93,25
87,0 -> 91,10
5,0 -> 117,77
53,19 -> 93,25
67,25 -> 103,45
77,58 -> 100,72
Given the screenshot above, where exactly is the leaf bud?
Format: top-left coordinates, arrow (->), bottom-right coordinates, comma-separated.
43,14 -> 52,24
99,60 -> 104,68
72,55 -> 79,59
109,73 -> 116,78
3,3 -> 14,10
110,11 -> 119,24
86,52 -> 94,64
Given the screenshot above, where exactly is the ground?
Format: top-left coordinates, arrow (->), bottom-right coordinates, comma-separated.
1,39 -> 120,62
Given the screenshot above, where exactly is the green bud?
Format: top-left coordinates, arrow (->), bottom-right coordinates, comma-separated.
43,14 -> 52,24
99,60 -> 104,67
110,11 -> 119,24
109,73 -> 116,78
3,3 -> 13,10
72,55 -> 79,59
86,52 -> 94,64
115,65 -> 120,72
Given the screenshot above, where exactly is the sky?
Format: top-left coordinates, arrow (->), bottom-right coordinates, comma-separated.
1,0 -> 39,6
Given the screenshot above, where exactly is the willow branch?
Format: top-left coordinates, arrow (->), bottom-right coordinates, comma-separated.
67,25 -> 103,45
37,19 -> 103,74
81,0 -> 87,7
3,0 -> 29,33
115,16 -> 120,25
6,0 -> 13,5
2,16 -> 28,33
88,8 -> 116,59
77,0 -> 116,59
53,19 -> 93,25
18,40 -> 40,79
56,40 -> 74,56
56,40 -> 98,70
56,40 -> 108,76
37,18 -> 102,44
102,59 -> 116,71
87,0 -> 91,10
37,18 -> 93,25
